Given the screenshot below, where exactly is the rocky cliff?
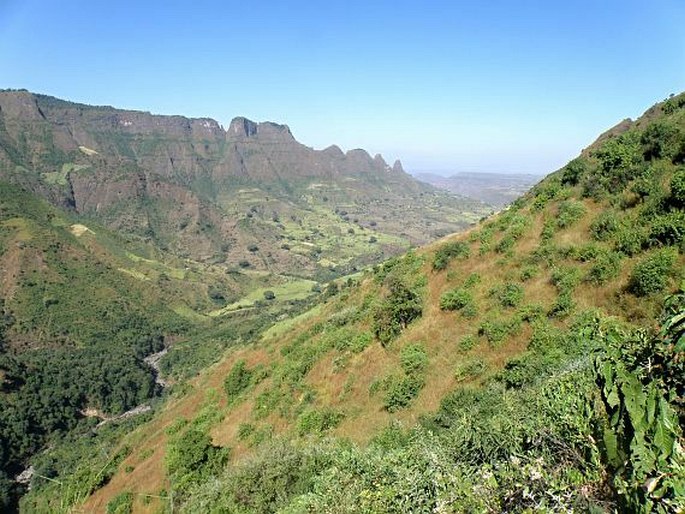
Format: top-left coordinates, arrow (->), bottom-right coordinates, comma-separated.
0,90 -> 486,274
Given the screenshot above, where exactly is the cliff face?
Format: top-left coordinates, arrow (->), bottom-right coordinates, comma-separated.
0,90 -> 485,272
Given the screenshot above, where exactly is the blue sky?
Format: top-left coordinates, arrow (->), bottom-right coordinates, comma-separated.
1,1 -> 683,175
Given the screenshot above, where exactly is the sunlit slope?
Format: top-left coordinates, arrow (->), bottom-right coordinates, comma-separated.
62,93 -> 685,513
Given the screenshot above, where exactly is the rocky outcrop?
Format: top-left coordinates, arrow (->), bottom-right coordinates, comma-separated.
0,90 -> 482,269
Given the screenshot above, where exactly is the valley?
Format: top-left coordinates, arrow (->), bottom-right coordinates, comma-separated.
414,171 -> 542,208
0,90 -> 684,513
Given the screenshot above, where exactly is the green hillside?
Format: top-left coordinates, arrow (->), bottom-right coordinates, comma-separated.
0,181 -> 331,510
17,94 -> 683,513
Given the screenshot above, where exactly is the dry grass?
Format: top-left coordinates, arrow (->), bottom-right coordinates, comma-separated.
81,190 -> 683,511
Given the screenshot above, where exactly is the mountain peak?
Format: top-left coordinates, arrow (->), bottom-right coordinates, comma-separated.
227,117 -> 294,141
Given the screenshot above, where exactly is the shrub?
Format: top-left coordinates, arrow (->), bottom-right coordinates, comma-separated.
614,226 -> 646,256
461,302 -> 478,318
550,266 -> 581,292
458,334 -> 477,351
586,251 -> 622,285
383,375 -> 425,412
349,332 -> 372,353
373,276 -> 423,345
440,288 -> 473,311
595,132 -> 642,180
519,265 -> 538,281
648,211 -> 685,247
496,351 -> 561,389
399,343 -> 428,375
263,290 -> 276,301
573,243 -> 601,262
556,200 -> 586,229
454,358 -> 487,382
628,250 -> 676,296
463,273 -> 482,288
560,157 -> 587,186
478,318 -> 520,346
491,283 -> 524,308
237,423 -> 255,441
532,180 -> 563,211
670,168 -> 685,206
540,219 -> 556,241
106,492 -> 133,514
590,212 -> 619,241
517,303 -> 545,323
641,120 -> 682,161
166,428 -> 229,493
548,291 -> 575,318
224,360 -> 253,399
433,241 -> 470,270
297,408 -> 344,436
495,235 -> 515,254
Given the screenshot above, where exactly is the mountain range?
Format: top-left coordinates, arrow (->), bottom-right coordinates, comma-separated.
0,90 -> 487,277
1,90 -> 684,513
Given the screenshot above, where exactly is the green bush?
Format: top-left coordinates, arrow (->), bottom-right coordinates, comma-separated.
349,332 -> 373,353
517,303 -> 545,323
433,241 -> 470,270
648,211 -> 685,247
495,234 -> 516,254
550,266 -> 581,292
560,157 -> 587,186
297,408 -> 344,436
491,283 -> 524,308
399,343 -> 429,375
532,179 -> 564,211
373,275 -> 423,345
549,291 -> 575,318
458,334 -> 477,351
590,212 -> 619,241
166,428 -> 229,494
463,272 -> 482,288
595,132 -> 642,180
556,200 -> 586,229
641,120 -> 682,161
628,249 -> 676,296
440,288 -> 473,311
586,251 -> 622,285
106,492 -> 133,514
454,358 -> 487,382
519,265 -> 538,281
478,318 -> 521,346
540,218 -> 556,241
224,360 -> 253,400
383,375 -> 425,412
614,225 -> 646,256
670,168 -> 685,206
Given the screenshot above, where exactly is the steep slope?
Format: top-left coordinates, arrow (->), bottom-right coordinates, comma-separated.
36,94 -> 685,512
0,90 -> 488,277
0,180 -> 331,510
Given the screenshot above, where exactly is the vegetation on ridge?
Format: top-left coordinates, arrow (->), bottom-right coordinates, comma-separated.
4,92 -> 685,513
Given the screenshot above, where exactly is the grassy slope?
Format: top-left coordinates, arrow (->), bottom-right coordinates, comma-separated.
0,181 -> 329,510
62,95 -> 685,512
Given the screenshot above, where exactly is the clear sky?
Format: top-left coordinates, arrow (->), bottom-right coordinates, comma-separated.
1,1 -> 683,175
